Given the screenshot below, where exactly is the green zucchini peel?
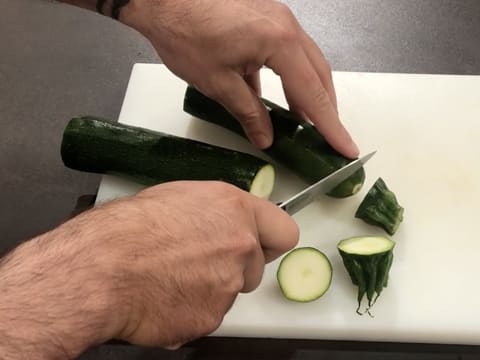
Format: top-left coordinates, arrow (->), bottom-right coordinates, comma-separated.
355,177 -> 404,235
338,236 -> 395,316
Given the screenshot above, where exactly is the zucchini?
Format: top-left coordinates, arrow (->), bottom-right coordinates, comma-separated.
183,85 -> 365,198
276,247 -> 332,302
61,116 -> 275,199
355,178 -> 404,235
337,236 -> 395,315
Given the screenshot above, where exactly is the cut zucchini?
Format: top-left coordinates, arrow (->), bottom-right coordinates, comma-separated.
183,85 -> 365,198
277,247 -> 332,302
355,178 -> 404,235
61,116 -> 275,199
337,236 -> 395,315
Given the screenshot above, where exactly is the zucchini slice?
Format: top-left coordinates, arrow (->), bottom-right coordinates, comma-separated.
277,247 -> 332,302
355,178 -> 404,235
337,236 -> 395,315
183,85 -> 365,198
61,116 -> 275,199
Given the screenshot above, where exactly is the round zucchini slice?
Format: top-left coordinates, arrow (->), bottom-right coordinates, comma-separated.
276,247 -> 332,302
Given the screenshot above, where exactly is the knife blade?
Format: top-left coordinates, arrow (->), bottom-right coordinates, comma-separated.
278,151 -> 376,215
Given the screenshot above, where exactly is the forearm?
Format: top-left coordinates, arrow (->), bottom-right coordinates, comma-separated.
0,213 -> 124,359
54,0 -> 179,50
58,0 -> 99,12
57,0 -> 128,20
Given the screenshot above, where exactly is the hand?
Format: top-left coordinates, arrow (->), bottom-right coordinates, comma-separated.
120,0 -> 359,158
0,181 -> 298,358
111,181 -> 298,347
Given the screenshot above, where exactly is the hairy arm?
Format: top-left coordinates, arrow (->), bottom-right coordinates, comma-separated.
58,0 -> 99,12
0,211 -> 124,359
0,182 -> 298,358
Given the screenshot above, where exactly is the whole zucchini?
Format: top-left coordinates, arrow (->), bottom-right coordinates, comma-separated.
61,116 -> 275,199
183,85 -> 365,198
337,236 -> 395,316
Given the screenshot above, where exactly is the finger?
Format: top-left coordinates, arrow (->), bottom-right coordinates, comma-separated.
267,47 -> 359,159
285,14 -> 339,112
203,72 -> 272,149
244,70 -> 262,97
301,33 -> 338,111
252,197 -> 299,263
241,196 -> 299,293
285,97 -> 310,123
241,242 -> 266,293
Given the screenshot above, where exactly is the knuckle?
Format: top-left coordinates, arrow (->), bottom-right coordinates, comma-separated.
197,76 -> 229,102
229,273 -> 246,294
198,83 -> 222,101
231,197 -> 250,217
273,4 -> 299,43
296,65 -> 317,84
276,2 -> 296,21
234,232 -> 258,257
211,180 -> 235,193
238,108 -> 262,128
202,313 -> 224,335
275,26 -> 298,47
216,261 -> 245,294
208,181 -> 240,200
311,85 -> 330,108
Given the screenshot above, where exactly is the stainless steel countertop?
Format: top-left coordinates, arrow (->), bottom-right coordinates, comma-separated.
1,0 -> 479,358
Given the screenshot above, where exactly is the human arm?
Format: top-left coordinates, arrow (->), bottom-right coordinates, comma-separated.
60,0 -> 97,12
57,0 -> 359,158
0,181 -> 299,359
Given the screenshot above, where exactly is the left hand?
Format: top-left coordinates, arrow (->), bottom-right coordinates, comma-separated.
119,0 -> 359,158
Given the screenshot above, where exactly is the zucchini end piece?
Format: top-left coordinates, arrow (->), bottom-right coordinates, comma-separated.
355,177 -> 404,235
337,236 -> 395,316
327,167 -> 366,198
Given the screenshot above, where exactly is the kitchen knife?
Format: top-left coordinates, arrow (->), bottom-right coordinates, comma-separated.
278,151 -> 376,215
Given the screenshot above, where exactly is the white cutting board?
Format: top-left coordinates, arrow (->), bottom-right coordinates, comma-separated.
95,63 -> 480,345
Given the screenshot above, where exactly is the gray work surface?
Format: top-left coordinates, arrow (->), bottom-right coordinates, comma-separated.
1,0 -> 479,359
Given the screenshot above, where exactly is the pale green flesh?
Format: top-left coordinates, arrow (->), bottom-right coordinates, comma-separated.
250,164 -> 275,199
337,236 -> 394,255
277,247 -> 332,302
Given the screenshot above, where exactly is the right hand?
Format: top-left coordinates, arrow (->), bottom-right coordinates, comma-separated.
0,181 -> 298,358
87,181 -> 299,348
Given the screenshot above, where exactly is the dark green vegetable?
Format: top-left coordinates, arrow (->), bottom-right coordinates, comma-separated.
355,177 -> 404,235
183,85 -> 365,198
61,116 -> 275,198
337,236 -> 395,316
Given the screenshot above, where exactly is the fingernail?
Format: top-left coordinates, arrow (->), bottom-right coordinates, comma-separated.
349,139 -> 360,158
252,133 -> 272,149
165,343 -> 182,350
341,127 -> 360,158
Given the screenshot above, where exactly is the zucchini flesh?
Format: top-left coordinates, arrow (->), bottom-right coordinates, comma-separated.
337,236 -> 395,315
276,247 -> 332,302
183,85 -> 365,198
61,116 -> 275,199
355,177 -> 404,235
